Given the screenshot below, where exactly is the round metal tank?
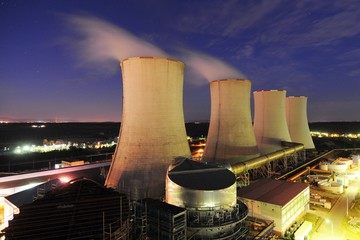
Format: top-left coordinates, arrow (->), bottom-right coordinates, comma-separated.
105,57 -> 191,200
253,90 -> 291,155
166,159 -> 237,208
286,96 -> 315,149
203,79 -> 259,164
319,162 -> 329,170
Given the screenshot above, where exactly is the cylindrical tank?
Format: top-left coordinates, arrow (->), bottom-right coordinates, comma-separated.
166,159 -> 248,240
286,96 -> 315,149
203,79 -> 259,164
166,159 -> 237,208
253,90 -> 291,155
105,57 -> 191,200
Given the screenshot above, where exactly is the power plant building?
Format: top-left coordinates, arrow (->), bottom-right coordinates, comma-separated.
105,57 -> 191,200
203,79 -> 259,164
286,96 -> 315,149
253,90 -> 292,155
166,159 -> 248,239
237,179 -> 310,237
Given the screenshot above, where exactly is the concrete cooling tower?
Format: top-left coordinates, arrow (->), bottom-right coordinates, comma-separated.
253,90 -> 291,155
286,96 -> 315,149
105,57 -> 191,200
203,79 -> 259,164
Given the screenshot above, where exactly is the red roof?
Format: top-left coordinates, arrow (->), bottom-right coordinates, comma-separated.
237,179 -> 308,207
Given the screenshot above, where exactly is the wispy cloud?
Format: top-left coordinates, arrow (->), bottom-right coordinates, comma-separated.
178,0 -> 360,50
275,2 -> 359,47
177,0 -> 282,37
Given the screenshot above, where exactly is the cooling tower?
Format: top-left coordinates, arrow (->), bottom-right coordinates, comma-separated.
286,96 -> 315,149
105,57 -> 191,200
253,90 -> 291,155
203,79 -> 259,164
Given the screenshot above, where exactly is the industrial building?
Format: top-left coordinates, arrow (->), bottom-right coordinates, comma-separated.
2,178 -> 131,240
1,55 -> 319,239
133,198 -> 187,240
166,158 -> 248,239
237,179 -> 310,236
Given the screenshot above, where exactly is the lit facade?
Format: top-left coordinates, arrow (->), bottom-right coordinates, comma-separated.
238,179 -> 309,236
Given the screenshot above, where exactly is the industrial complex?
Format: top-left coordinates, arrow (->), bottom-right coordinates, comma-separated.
1,57 -> 360,239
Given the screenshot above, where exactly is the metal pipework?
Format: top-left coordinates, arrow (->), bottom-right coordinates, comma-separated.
230,141 -> 304,177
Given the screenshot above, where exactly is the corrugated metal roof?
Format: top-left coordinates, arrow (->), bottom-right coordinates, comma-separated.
3,178 -> 130,240
237,179 -> 308,207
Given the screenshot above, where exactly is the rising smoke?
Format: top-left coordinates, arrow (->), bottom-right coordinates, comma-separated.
179,49 -> 247,84
63,14 -> 245,84
64,14 -> 167,63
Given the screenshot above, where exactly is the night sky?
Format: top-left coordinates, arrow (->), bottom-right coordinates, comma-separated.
1,0 -> 359,122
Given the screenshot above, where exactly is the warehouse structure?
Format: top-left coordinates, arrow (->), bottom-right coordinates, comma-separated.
2,178 -> 131,240
237,179 -> 310,236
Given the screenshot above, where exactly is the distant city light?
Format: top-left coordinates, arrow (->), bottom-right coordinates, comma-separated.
311,131 -> 360,139
31,124 -> 46,128
10,140 -> 117,154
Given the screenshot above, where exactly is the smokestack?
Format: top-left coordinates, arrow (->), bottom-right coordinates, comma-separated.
253,90 -> 291,155
105,57 -> 191,200
286,96 -> 315,149
203,79 -> 259,164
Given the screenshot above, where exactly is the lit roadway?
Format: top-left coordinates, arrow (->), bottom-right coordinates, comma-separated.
311,178 -> 360,240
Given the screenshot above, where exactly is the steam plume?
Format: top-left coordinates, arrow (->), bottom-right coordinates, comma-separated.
63,14 -> 245,84
64,14 -> 167,65
179,50 -> 247,83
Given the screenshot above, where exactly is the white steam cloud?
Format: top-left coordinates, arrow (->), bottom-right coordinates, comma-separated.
63,14 -> 246,84
179,49 -> 247,83
64,14 -> 167,64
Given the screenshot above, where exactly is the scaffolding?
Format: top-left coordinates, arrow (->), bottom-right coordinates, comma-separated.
186,201 -> 248,240
133,199 -> 187,240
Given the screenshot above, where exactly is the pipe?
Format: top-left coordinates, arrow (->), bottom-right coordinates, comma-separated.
230,141 -> 304,177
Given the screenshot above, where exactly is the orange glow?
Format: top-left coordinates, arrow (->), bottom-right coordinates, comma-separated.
59,177 -> 70,183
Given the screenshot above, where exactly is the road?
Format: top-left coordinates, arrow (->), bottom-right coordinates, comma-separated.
311,177 -> 360,240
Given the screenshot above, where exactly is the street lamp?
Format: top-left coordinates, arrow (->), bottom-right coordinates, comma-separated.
325,219 -> 334,240
347,195 -> 349,217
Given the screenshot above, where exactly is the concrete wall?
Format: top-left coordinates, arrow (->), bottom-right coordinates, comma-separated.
286,96 -> 315,149
203,79 -> 259,164
253,90 -> 291,155
105,57 -> 191,200
239,187 -> 309,236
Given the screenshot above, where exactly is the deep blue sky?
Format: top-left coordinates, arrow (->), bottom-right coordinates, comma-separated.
1,0 -> 359,122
